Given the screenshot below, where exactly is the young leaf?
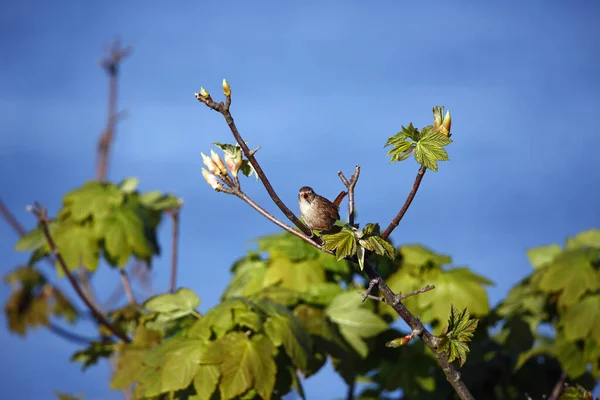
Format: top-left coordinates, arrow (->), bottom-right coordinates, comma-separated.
526,243 -> 562,269
561,294 -> 600,341
438,305 -> 478,367
321,227 -> 357,261
118,177 -> 139,194
144,288 -> 201,322
240,160 -> 258,180
193,364 -> 220,400
413,127 -> 451,172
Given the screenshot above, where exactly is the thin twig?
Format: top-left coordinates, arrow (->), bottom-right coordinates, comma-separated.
48,323 -> 99,345
381,166 -> 427,240
96,37 -> 132,182
167,206 -> 181,293
195,93 -> 314,238
549,373 -> 567,400
346,376 -> 355,400
29,203 -> 130,343
120,269 -> 136,305
361,284 -> 435,303
233,190 -> 323,249
338,165 -> 360,226
0,198 -> 26,236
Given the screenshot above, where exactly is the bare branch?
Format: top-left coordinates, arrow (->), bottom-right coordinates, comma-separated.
361,284 -> 435,303
195,93 -> 314,238
0,198 -> 26,236
167,206 -> 181,293
96,37 -> 132,182
120,269 -> 136,305
28,203 -> 130,343
49,323 -> 99,345
338,165 -> 360,226
381,165 -> 427,240
549,373 -> 567,400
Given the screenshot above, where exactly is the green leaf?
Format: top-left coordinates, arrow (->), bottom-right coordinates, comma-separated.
538,248 -> 599,307
264,258 -> 326,293
561,294 -> 600,341
95,208 -> 153,267
420,268 -> 492,328
111,348 -> 145,389
62,181 -> 123,222
160,339 -> 205,393
52,223 -> 99,275
438,305 -> 478,367
240,160 -> 258,180
366,236 -> 395,259
15,224 -> 50,252
71,341 -> 114,371
560,385 -> 594,400
144,288 -> 201,322
256,232 -> 318,262
384,124 -> 421,163
264,309 -> 311,371
326,292 -> 388,358
205,332 -> 276,400
400,244 -> 451,266
222,257 -> 268,299
300,283 -> 344,306
566,229 -> 600,250
322,227 -> 357,262
527,244 -> 562,269
555,337 -> 588,378
413,128 -> 451,172
118,177 -> 139,193
193,364 -> 220,400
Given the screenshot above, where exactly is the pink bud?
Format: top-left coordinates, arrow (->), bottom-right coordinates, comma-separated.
201,152 -> 220,175
225,152 -> 243,177
202,168 -> 221,190
210,150 -> 227,175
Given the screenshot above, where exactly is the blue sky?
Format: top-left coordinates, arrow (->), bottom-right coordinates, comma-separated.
1,1 -> 599,398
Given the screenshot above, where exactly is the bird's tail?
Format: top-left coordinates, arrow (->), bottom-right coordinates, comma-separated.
333,191 -> 348,207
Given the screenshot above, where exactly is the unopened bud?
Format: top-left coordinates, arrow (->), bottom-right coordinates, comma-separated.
442,110 -> 451,136
385,334 -> 413,348
202,168 -> 221,191
210,149 -> 227,175
201,152 -> 220,175
200,87 -> 210,98
225,152 -> 243,177
222,79 -> 231,97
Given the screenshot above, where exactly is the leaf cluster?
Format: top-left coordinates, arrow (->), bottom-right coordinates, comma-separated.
14,178 -> 180,274
384,107 -> 453,172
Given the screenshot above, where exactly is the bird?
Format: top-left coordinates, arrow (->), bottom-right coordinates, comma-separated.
298,186 -> 347,231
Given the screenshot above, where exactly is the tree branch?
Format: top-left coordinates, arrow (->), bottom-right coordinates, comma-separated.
96,37 -> 132,182
48,323 -> 99,345
28,203 -> 131,343
120,269 -> 135,305
195,92 -> 314,238
381,165 -> 427,240
167,206 -> 181,293
0,198 -> 26,236
338,165 -> 360,226
195,88 -> 474,399
549,372 -> 567,400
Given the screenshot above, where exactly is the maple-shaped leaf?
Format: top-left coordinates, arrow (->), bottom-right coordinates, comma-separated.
322,227 -> 357,261
438,305 -> 478,367
413,126 -> 452,172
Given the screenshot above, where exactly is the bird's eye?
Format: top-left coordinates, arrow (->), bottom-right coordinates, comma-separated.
303,193 -> 309,199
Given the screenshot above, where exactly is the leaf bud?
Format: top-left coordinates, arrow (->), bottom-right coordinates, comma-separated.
202,168 -> 221,191
210,149 -> 228,175
222,79 -> 231,97
201,152 -> 220,175
225,151 -> 243,177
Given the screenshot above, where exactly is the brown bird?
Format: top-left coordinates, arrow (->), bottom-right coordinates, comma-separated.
298,186 -> 347,231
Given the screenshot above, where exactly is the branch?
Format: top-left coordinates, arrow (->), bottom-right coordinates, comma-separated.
167,206 -> 181,293
0,198 -> 26,236
195,92 -> 313,238
196,87 -> 473,399
549,372 -> 567,400
28,203 -> 131,343
381,165 -> 427,240
362,261 -> 474,400
48,323 -> 99,345
338,165 -> 360,226
362,284 -> 435,303
120,269 -> 136,305
96,37 -> 132,182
